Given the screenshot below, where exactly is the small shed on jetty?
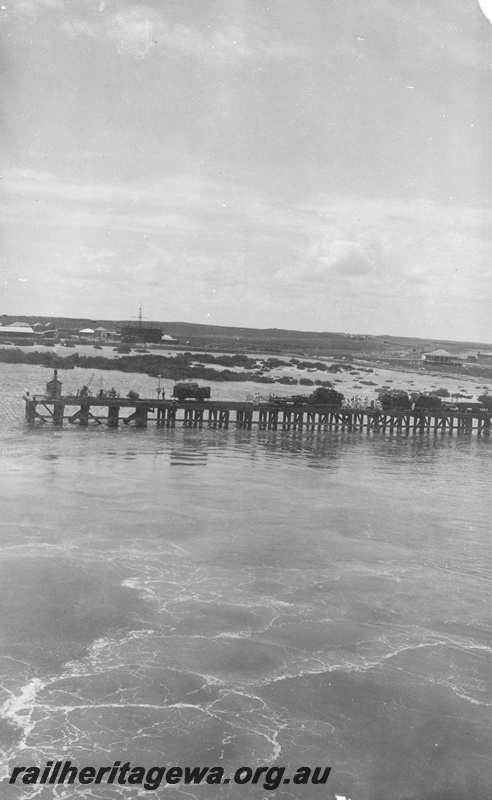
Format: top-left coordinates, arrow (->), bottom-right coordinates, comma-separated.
45,370 -> 62,399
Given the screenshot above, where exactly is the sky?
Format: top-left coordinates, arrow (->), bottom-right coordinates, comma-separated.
1,0 -> 491,341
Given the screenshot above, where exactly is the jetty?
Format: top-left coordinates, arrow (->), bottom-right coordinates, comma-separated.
23,372 -> 492,435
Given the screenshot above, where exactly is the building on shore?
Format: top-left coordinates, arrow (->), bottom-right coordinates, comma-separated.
93,326 -> 118,340
477,352 -> 492,365
56,327 -> 78,340
119,325 -> 163,344
421,349 -> 461,365
0,323 -> 35,339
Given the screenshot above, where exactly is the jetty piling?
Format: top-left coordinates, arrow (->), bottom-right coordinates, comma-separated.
22,394 -> 492,435
22,370 -> 492,436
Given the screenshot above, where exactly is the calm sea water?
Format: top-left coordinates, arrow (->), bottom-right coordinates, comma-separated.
0,364 -> 491,800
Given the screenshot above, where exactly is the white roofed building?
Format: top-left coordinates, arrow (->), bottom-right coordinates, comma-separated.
421,349 -> 461,364
94,326 -> 112,340
0,325 -> 35,338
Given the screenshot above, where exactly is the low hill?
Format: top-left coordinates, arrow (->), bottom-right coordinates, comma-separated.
1,315 -> 490,360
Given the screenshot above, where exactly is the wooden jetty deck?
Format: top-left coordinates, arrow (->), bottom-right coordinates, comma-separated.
23,395 -> 492,435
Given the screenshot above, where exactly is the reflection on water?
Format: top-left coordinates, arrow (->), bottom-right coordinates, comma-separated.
0,364 -> 491,800
170,436 -> 210,467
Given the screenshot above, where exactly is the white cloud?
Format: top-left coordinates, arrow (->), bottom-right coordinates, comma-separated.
0,168 -> 303,243
316,239 -> 375,276
2,165 -> 491,336
10,0 -> 64,22
111,8 -> 153,59
272,196 -> 492,318
61,6 -> 301,64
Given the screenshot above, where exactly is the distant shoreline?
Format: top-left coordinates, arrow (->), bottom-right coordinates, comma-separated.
0,347 -> 344,387
2,345 -> 491,410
